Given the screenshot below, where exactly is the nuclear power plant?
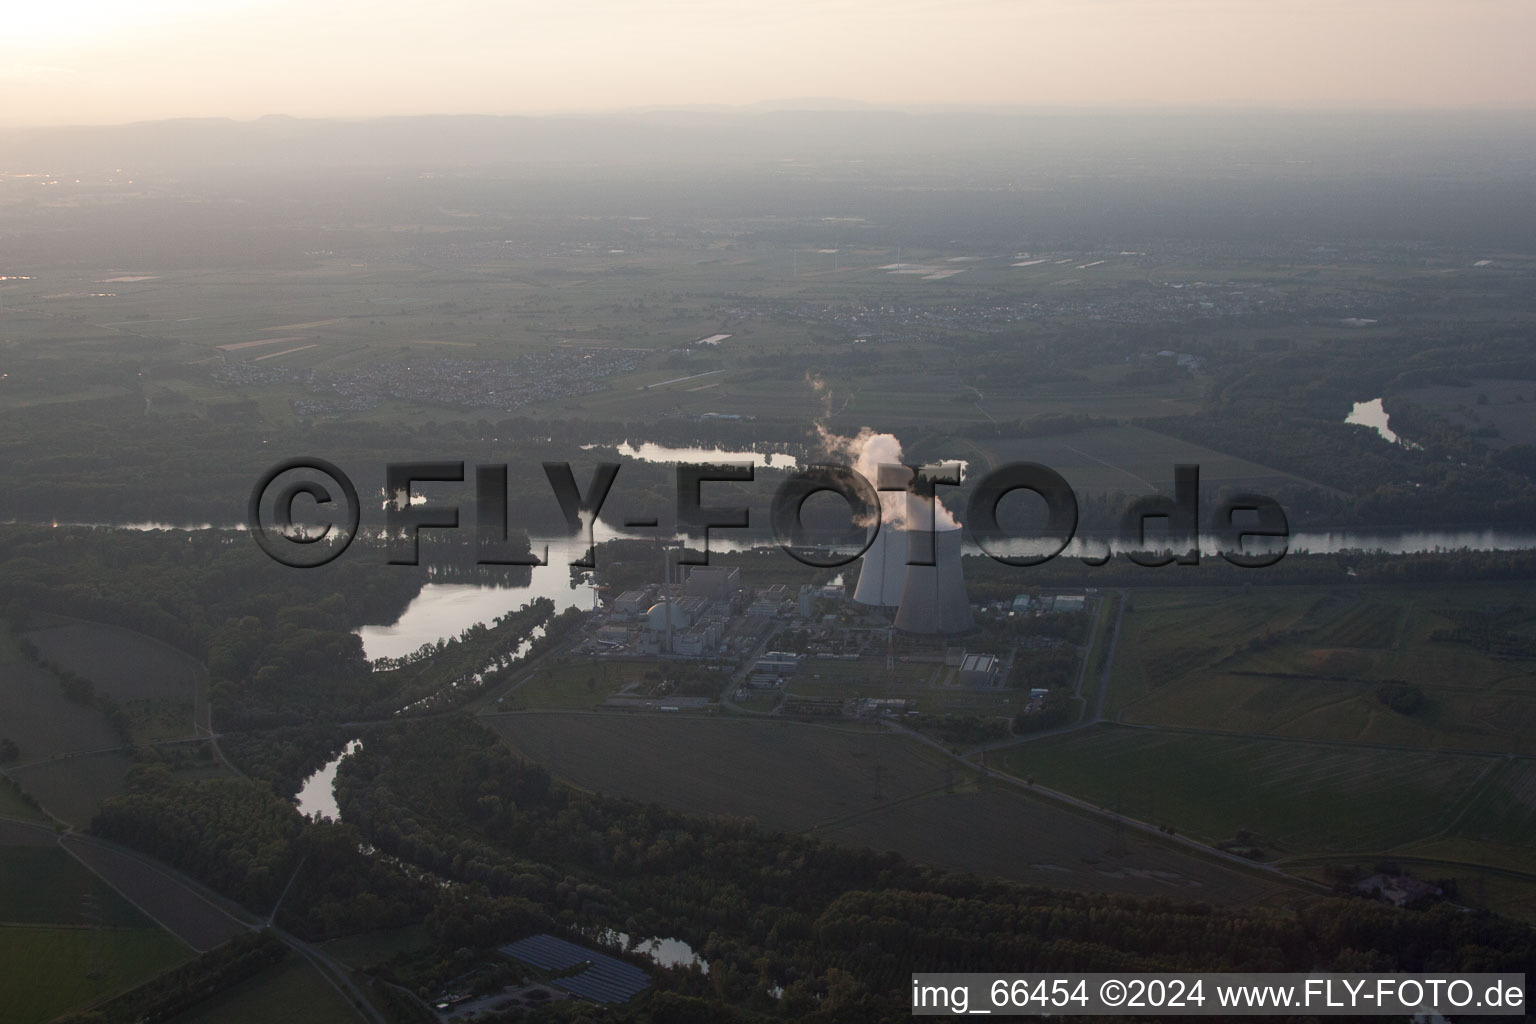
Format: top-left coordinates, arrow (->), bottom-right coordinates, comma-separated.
570,435 -> 1092,726
852,495 -> 975,635
893,524 -> 975,635
850,520 -> 908,609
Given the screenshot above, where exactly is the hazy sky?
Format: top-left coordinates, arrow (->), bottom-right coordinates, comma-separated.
5,0 -> 1534,125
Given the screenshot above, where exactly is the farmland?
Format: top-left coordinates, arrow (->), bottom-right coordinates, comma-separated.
1103,585 -> 1536,754
317,924 -> 431,970
25,615 -> 204,741
1397,377 -> 1536,449
993,725 -> 1494,856
502,657 -> 653,709
962,423 -> 1340,497
0,846 -> 157,927
0,233 -> 1232,438
0,778 -> 50,823
486,711 -> 1300,903
817,786 -> 1296,907
8,752 -> 133,828
990,582 -> 1536,887
163,956 -> 365,1024
784,656 -> 1018,716
0,818 -> 56,845
26,616 -> 203,703
1421,757 -> 1536,870
0,631 -> 122,763
61,836 -> 252,952
0,925 -> 189,1024
0,616 -> 217,824
486,712 -> 955,830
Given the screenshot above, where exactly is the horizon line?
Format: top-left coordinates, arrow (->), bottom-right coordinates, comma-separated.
8,101 -> 1536,132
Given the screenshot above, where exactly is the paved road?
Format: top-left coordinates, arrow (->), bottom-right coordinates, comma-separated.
1091,591 -> 1126,723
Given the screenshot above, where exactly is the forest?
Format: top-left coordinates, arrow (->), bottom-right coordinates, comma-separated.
88,715 -> 1533,1022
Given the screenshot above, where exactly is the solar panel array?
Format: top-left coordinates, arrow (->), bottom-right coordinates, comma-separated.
499,934 -> 651,1004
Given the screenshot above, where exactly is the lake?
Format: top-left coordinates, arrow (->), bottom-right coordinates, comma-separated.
294,739 -> 362,821
595,929 -> 710,973
1346,397 -> 1404,444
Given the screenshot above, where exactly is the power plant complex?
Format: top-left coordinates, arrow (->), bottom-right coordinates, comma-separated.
567,439 -> 1088,726
851,494 -> 975,636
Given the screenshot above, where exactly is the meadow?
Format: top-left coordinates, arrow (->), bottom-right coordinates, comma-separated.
485,712 -> 955,831
963,423 -> 1338,497
0,777 -> 50,823
0,925 -> 189,1024
1447,758 -> 1536,848
163,956 -> 365,1024
1103,584 -> 1536,754
0,632 -> 122,764
817,786 -> 1297,907
485,711 -> 1301,904
25,616 -> 205,743
26,616 -> 204,703
500,657 -> 656,710
8,752 -> 133,829
61,837 -> 252,952
993,725 -> 1492,855
785,657 -> 1019,717
0,846 -> 156,928
2,237 -> 1227,439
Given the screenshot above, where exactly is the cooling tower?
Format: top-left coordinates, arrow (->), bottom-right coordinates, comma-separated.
851,524 -> 907,608
893,524 -> 975,635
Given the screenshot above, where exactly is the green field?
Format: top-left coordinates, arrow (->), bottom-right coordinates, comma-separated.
318,924 -> 430,970
7,752 -> 134,828
1447,758 -> 1536,844
163,956 -> 365,1024
7,752 -> 134,835
25,616 -> 203,742
0,627 -> 132,825
1105,585 -> 1536,754
0,925 -> 190,1024
504,658 -> 671,709
0,631 -> 122,764
968,423 -> 1340,497
2,239 -> 1245,433
26,617 -> 203,703
0,847 -> 156,927
731,688 -> 784,713
818,786 -> 1297,907
0,777 -> 51,823
786,656 -> 1018,716
486,711 -> 1300,904
994,725 -> 1493,856
486,712 -> 955,830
